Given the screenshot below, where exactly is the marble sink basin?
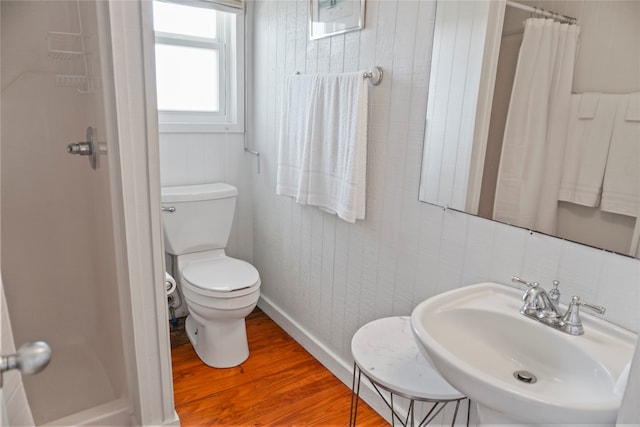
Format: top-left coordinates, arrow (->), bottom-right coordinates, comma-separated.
411,282 -> 637,425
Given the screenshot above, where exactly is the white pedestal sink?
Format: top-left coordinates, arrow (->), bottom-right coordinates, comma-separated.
411,282 -> 637,426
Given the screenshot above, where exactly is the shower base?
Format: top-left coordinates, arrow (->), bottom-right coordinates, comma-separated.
23,343 -> 120,425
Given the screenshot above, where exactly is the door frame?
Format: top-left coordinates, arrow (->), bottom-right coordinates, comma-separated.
98,1 -> 178,425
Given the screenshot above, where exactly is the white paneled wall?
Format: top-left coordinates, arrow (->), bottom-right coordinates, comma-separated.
250,1 -> 640,420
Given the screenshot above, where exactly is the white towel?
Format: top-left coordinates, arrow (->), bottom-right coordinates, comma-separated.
558,93 -> 617,207
297,72 -> 368,223
277,72 -> 368,223
276,74 -> 315,198
601,94 -> 640,217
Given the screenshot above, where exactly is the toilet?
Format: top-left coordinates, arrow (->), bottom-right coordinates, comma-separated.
161,183 -> 261,368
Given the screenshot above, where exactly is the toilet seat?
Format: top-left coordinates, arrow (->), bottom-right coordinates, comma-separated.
182,256 -> 260,298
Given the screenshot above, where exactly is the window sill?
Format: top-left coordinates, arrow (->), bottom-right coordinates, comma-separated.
158,122 -> 245,134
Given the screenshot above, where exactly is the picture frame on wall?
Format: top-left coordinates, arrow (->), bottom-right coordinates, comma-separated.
309,0 -> 365,40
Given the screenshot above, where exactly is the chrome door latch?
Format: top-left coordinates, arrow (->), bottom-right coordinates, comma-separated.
0,341 -> 51,387
67,126 -> 104,170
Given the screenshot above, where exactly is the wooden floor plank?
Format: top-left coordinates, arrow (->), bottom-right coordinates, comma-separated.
172,309 -> 388,426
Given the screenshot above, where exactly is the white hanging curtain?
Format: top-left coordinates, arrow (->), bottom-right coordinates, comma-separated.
493,18 -> 580,234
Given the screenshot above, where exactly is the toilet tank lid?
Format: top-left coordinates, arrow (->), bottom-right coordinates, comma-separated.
161,183 -> 238,203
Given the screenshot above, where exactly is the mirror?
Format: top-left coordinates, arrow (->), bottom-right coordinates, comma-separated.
420,0 -> 640,257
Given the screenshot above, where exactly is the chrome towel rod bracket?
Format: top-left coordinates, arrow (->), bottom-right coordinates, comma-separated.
363,66 -> 383,86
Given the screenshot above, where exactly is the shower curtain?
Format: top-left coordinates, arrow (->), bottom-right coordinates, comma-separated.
493,18 -> 579,234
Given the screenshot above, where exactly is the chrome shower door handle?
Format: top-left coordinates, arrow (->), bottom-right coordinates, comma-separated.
66,126 -> 99,170
67,141 -> 93,155
0,341 -> 52,386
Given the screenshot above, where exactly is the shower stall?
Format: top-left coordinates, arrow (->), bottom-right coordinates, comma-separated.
1,1 -> 176,425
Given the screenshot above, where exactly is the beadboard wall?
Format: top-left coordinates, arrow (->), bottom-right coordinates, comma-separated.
250,0 -> 640,408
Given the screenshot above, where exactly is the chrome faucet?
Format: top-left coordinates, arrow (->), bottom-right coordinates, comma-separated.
511,276 -> 605,335
516,278 -> 562,324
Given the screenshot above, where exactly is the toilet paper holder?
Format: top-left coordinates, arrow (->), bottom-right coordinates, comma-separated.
165,272 -> 177,295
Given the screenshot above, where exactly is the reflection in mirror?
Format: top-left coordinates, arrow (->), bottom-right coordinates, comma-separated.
419,0 -> 640,258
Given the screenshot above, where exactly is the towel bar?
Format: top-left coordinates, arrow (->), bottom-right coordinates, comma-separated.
293,66 -> 384,86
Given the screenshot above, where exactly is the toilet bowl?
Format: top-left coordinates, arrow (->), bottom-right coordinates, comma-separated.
161,183 -> 261,368
178,251 -> 260,368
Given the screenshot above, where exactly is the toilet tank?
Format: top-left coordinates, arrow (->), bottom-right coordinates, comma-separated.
161,183 -> 238,255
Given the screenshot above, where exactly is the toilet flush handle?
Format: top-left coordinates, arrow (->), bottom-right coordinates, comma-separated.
162,206 -> 176,213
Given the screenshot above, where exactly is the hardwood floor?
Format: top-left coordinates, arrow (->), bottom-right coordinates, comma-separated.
171,309 -> 388,426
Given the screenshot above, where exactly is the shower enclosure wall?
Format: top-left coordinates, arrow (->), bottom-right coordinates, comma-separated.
1,1 -> 176,425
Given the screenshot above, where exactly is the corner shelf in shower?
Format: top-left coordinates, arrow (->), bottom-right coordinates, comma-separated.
47,2 -> 92,94
55,74 -> 88,89
47,31 -> 84,60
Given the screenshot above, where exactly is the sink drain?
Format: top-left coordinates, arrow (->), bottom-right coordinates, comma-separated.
513,370 -> 537,384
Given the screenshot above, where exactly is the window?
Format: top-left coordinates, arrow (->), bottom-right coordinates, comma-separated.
153,0 -> 244,133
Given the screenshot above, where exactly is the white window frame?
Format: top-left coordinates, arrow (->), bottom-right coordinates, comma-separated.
154,0 -> 245,134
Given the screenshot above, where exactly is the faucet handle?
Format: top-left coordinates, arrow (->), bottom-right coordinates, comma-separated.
561,296 -> 606,335
548,280 -> 560,304
578,298 -> 606,315
512,275 -> 536,288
